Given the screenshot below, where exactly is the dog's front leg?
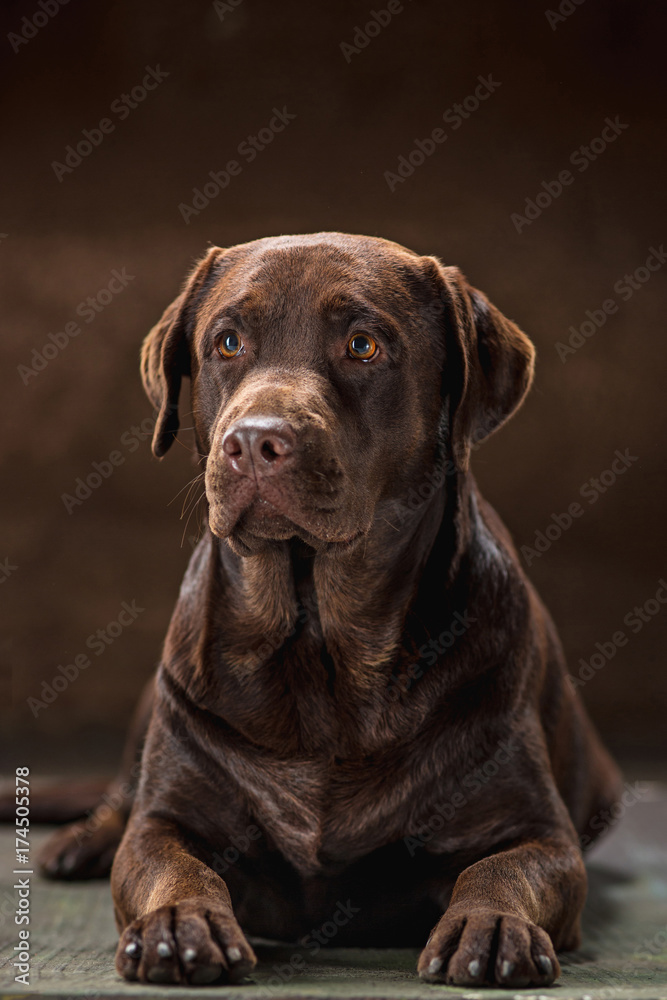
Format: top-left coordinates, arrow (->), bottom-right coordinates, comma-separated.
418,835 -> 586,988
111,815 -> 256,986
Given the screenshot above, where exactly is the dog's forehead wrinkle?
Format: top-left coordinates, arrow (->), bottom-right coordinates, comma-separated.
233,246 -> 359,294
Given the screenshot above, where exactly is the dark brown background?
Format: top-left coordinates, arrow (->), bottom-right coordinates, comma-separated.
2,0 -> 665,774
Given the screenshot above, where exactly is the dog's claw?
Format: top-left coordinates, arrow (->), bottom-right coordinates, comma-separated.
536,954 -> 553,975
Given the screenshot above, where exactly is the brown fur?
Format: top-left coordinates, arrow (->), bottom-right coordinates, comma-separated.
37,233 -> 621,988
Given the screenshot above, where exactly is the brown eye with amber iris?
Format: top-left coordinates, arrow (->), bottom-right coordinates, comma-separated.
347,333 -> 377,360
217,331 -> 244,358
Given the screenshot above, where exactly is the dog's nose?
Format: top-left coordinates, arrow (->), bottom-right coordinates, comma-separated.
222,417 -> 296,477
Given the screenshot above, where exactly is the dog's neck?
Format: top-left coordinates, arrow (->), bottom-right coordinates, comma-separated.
212,470 -> 471,669
165,471 -> 475,753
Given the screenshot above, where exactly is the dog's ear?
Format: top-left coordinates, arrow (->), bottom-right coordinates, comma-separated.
426,260 -> 535,471
141,247 -> 224,458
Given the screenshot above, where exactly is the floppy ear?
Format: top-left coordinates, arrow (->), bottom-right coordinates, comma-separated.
427,260 -> 535,471
141,247 -> 224,458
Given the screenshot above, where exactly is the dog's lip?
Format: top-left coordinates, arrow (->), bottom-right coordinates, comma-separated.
325,529 -> 365,553
248,496 -> 283,517
206,477 -> 368,547
219,497 -> 366,550
243,496 -> 365,547
234,486 -> 341,529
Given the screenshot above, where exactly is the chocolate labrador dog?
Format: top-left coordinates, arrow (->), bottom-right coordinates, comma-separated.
36,233 -> 621,988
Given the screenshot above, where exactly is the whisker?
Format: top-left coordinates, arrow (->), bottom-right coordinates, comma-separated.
380,516 -> 400,532
181,489 -> 208,549
172,433 -> 206,458
180,478 -> 206,520
168,472 -> 205,507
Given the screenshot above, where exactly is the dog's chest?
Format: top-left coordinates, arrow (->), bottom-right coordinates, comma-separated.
220,736 -> 427,876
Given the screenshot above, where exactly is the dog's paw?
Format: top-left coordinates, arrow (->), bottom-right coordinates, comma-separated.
417,908 -> 560,988
38,816 -> 123,880
116,898 -> 257,985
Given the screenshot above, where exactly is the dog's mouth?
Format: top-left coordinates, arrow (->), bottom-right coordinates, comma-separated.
206,477 -> 368,555
238,496 -> 299,539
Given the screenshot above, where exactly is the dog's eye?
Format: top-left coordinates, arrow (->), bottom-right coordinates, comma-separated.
347,333 -> 377,361
217,331 -> 244,359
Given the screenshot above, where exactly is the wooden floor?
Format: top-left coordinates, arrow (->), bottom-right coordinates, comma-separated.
1,783 -> 667,1000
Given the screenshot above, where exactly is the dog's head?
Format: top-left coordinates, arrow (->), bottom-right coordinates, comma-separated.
141,233 -> 534,554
